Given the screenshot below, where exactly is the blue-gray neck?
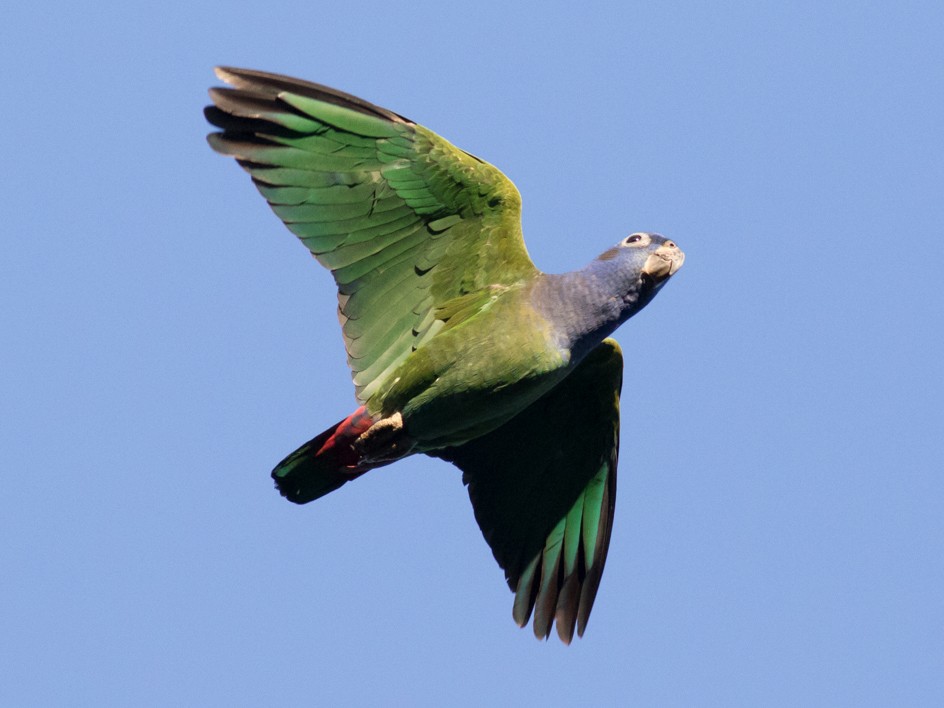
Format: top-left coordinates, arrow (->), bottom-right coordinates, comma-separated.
531,255 -> 663,363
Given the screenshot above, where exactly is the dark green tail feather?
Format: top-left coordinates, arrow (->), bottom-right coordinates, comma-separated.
272,409 -> 373,504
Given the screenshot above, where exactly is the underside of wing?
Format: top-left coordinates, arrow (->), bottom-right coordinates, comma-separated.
205,67 -> 538,406
430,339 -> 623,643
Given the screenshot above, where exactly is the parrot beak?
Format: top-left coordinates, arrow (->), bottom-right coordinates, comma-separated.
642,241 -> 685,280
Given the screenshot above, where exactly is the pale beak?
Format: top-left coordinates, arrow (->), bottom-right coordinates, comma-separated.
642,241 -> 685,279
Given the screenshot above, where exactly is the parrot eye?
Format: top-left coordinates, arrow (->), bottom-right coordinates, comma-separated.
623,233 -> 649,247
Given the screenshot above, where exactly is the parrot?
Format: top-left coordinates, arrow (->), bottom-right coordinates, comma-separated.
205,67 -> 684,643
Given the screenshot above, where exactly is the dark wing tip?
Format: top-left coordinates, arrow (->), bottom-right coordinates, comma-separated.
554,573 -> 580,644
211,65 -> 413,125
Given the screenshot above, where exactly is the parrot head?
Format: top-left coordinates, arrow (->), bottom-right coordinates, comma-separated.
597,231 -> 685,303
623,232 -> 685,280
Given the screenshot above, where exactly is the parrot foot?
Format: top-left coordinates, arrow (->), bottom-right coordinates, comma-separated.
353,412 -> 415,464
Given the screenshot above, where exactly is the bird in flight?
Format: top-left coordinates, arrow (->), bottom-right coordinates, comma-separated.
205,67 -> 684,643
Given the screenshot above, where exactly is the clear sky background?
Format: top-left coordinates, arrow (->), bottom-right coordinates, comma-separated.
2,1 -> 942,706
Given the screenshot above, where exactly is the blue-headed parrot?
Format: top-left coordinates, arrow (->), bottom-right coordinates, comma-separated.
205,67 -> 684,643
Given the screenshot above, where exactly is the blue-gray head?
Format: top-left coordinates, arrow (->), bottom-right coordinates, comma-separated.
595,232 -> 685,309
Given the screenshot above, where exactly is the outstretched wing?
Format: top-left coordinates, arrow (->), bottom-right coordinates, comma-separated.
205,67 -> 538,406
430,339 -> 623,643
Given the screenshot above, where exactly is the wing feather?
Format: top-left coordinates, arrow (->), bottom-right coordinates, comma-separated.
430,339 -> 623,643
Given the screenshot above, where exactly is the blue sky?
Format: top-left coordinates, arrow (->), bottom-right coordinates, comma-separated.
2,1 -> 942,705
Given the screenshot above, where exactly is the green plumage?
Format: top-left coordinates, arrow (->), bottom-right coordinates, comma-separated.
207,68 -> 535,409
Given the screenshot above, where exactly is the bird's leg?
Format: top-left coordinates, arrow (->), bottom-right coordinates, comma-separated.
353,412 -> 416,464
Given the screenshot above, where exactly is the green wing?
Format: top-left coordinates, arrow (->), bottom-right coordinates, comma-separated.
430,339 -> 622,643
205,67 -> 538,406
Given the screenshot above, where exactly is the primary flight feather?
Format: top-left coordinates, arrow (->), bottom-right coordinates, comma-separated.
205,66 -> 684,643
